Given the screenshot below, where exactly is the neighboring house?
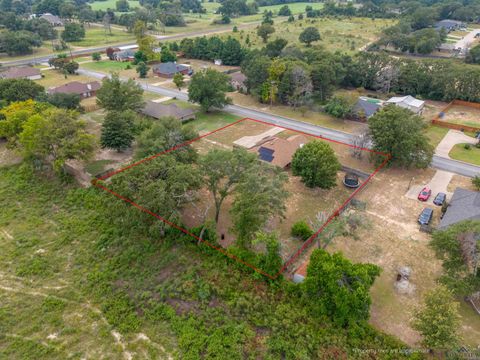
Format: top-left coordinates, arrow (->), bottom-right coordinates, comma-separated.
435,19 -> 466,32
386,95 -> 425,114
0,66 -> 42,80
437,43 -> 461,54
253,135 -> 308,169
152,62 -> 192,78
141,100 -> 196,122
39,13 -> 64,26
47,81 -> 101,99
352,97 -> 383,120
438,188 -> 480,230
113,49 -> 136,62
229,72 -> 247,92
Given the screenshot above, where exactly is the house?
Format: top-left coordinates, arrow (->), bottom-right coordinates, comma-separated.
47,81 -> 101,99
229,72 -> 247,92
438,188 -> 480,230
214,59 -> 222,66
39,13 -> 64,26
113,49 -> 136,62
141,100 -> 196,122
386,95 -> 425,114
152,62 -> 192,78
352,97 -> 383,120
254,134 -> 308,169
435,19 -> 466,33
0,66 -> 42,80
437,43 -> 461,54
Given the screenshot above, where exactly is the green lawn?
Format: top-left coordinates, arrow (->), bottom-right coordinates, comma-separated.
218,17 -> 395,53
259,2 -> 323,15
424,125 -> 449,147
449,143 -> 480,165
189,110 -> 242,132
81,60 -> 132,72
90,0 -> 140,11
70,28 -> 135,47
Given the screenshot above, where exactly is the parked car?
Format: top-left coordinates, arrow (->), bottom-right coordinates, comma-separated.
418,187 -> 432,201
433,192 -> 447,206
418,208 -> 433,225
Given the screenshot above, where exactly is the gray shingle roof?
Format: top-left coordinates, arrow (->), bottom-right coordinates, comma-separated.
353,98 -> 382,118
438,188 -> 480,230
141,101 -> 195,121
152,62 -> 189,75
0,66 -> 41,79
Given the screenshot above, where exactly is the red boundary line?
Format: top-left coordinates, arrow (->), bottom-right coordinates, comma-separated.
92,118 -> 390,280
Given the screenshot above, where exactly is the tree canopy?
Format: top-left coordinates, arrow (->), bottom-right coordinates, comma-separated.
291,140 -> 340,189
188,69 -> 232,112
368,104 -> 433,168
303,249 -> 381,327
96,73 -> 144,112
299,27 -> 321,47
100,110 -> 136,152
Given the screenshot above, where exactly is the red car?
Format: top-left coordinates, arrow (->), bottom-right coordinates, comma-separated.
418,187 -> 432,201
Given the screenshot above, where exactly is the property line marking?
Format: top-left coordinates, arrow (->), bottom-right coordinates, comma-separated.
93,118 -> 390,279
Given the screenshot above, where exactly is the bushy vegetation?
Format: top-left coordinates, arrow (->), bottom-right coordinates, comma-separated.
291,220 -> 313,240
0,165 -> 412,358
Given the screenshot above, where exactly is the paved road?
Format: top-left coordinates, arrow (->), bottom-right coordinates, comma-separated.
454,28 -> 480,55
0,22 -> 261,67
78,68 -> 480,178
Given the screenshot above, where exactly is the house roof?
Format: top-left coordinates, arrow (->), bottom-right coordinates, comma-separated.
386,95 -> 424,109
141,100 -> 195,121
47,81 -> 101,95
353,97 -> 383,118
114,49 -> 136,58
230,72 -> 246,84
40,13 -> 63,25
152,62 -> 190,75
438,188 -> 480,230
0,66 -> 41,79
255,134 -> 307,168
435,19 -> 464,29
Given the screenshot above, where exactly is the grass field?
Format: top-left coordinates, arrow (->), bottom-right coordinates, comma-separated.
81,60 -> 132,73
218,17 -> 395,53
90,0 -> 140,11
449,143 -> 480,165
424,125 -> 449,147
35,70 -> 98,88
70,28 -> 135,48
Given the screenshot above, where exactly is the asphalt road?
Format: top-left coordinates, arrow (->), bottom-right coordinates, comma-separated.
0,22 -> 261,67
78,68 -> 480,178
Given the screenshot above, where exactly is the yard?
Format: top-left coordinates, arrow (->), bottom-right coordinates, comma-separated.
35,69 -> 98,89
440,104 -> 480,128
90,0 -> 140,11
218,17 -> 396,53
326,167 -> 480,347
178,119 -> 378,262
70,27 -> 136,48
449,143 -> 480,165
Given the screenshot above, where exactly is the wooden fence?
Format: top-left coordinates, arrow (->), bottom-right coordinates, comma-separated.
432,99 -> 480,132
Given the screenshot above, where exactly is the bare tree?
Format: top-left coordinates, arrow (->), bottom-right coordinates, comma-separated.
288,66 -> 313,109
350,129 -> 371,159
103,13 -> 112,36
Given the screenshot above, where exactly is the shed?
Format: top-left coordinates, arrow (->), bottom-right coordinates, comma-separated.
39,13 -> 64,26
386,95 -> 425,114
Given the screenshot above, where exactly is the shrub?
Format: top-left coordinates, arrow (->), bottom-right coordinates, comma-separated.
291,220 -> 313,240
464,143 -> 471,150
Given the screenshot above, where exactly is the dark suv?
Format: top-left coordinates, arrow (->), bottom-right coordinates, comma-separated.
433,192 -> 446,206
418,208 -> 433,225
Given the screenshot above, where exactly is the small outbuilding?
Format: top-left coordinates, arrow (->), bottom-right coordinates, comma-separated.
386,95 -> 425,114
113,49 -> 136,62
39,13 -> 64,26
141,100 -> 196,122
0,66 -> 42,80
